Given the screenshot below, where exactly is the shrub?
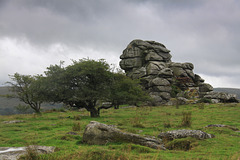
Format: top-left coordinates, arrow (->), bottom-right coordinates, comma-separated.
163,120 -> 172,128
74,115 -> 81,120
197,103 -> 205,109
18,145 -> 39,160
166,137 -> 197,151
197,98 -> 212,103
180,111 -> 192,127
72,122 -> 81,131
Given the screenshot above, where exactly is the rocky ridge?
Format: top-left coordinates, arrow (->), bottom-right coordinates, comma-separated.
120,39 -> 239,104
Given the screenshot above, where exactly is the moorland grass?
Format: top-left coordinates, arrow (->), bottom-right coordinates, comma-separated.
0,104 -> 240,159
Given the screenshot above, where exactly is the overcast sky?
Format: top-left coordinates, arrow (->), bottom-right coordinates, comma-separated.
0,0 -> 240,88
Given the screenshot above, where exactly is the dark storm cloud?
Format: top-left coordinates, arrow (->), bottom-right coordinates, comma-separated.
0,0 -> 240,87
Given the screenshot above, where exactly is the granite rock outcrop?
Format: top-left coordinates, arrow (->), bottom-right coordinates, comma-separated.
120,39 -> 238,104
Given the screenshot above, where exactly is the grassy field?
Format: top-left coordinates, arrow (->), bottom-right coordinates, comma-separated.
0,103 -> 240,160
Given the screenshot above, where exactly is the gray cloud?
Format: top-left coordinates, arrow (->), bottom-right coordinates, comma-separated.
0,0 -> 240,88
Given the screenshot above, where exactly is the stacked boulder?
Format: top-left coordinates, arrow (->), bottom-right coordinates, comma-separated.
120,39 -> 238,104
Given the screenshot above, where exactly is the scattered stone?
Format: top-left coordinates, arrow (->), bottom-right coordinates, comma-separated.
204,92 -> 239,103
2,120 -> 25,124
0,145 -> 56,160
66,132 -> 78,135
205,124 -> 239,131
158,129 -> 214,141
82,121 -> 165,150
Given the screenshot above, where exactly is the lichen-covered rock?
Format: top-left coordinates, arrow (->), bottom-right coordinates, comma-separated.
205,124 -> 239,131
158,68 -> 173,77
158,129 -> 214,141
82,121 -> 165,150
146,62 -> 166,75
119,57 -> 143,70
119,39 -> 238,105
0,146 -> 56,160
2,120 -> 25,124
199,83 -> 213,92
127,67 -> 146,79
204,92 -> 239,103
149,77 -> 170,87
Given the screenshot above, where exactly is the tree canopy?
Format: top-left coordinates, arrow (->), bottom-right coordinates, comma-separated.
7,58 -> 150,117
7,73 -> 45,114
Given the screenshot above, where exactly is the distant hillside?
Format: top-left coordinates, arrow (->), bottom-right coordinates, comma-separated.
0,86 -> 63,115
214,88 -> 240,99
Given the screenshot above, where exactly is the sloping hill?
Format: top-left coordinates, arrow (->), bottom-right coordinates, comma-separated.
0,86 -> 62,115
214,88 -> 240,99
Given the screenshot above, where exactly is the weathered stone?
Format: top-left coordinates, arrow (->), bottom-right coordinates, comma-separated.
149,92 -> 163,104
205,124 -> 239,131
171,67 -> 188,77
204,92 -> 239,103
211,99 -> 220,103
154,52 -> 172,62
199,83 -> 213,92
145,51 -> 164,61
152,86 -> 172,92
185,69 -> 195,80
168,62 -> 183,68
119,58 -> 143,70
0,146 -> 56,160
149,78 -> 170,87
158,68 -> 173,77
194,74 -> 205,83
182,63 -> 194,70
158,129 -> 214,141
67,132 -> 78,135
121,47 -> 143,59
2,120 -> 25,124
159,92 -> 171,100
147,40 -> 170,53
146,62 -> 166,75
119,39 -> 238,105
82,121 -> 165,150
127,67 -> 147,79
177,97 -> 189,105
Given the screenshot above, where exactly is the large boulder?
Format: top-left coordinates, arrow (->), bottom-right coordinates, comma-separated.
82,121 -> 165,150
158,129 -> 214,141
205,124 -> 239,131
204,92 -> 239,103
119,58 -> 143,70
0,146 -> 56,160
199,83 -> 213,93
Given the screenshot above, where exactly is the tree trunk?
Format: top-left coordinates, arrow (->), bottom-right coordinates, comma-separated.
90,109 -> 100,117
30,103 -> 41,115
86,106 -> 100,117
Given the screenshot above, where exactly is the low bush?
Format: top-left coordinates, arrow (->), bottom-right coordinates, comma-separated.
72,122 -> 81,131
180,111 -> 192,127
197,98 -> 212,103
166,137 -> 197,151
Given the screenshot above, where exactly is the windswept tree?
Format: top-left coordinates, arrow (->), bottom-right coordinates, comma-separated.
44,59 -> 112,117
7,73 -> 45,114
43,59 -> 150,117
7,59 -> 150,117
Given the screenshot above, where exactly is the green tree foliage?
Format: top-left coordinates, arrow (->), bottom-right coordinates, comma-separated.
7,73 -> 45,114
43,59 -> 149,117
43,59 -> 112,117
6,59 -> 149,117
109,73 -> 150,108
